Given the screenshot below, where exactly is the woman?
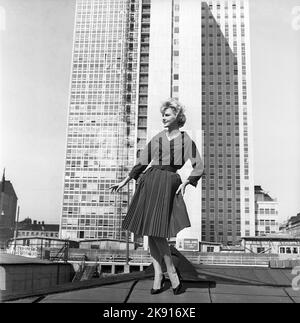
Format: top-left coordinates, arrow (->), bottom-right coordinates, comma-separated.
109,98 -> 204,295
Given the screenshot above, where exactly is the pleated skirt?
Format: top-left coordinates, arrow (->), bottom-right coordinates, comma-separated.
122,167 -> 191,238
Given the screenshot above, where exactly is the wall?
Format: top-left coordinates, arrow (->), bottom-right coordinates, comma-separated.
0,262 -> 74,302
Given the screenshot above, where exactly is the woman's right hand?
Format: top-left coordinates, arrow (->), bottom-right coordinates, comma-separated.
108,182 -> 125,193
108,179 -> 128,193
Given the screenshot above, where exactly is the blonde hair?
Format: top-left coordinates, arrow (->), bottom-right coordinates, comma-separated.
160,98 -> 186,128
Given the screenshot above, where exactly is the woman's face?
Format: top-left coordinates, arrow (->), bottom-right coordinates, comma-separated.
162,108 -> 177,128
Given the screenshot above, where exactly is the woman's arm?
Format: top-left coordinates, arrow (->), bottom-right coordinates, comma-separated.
109,135 -> 157,192
128,135 -> 157,180
186,140 -> 204,187
176,139 -> 204,195
109,175 -> 131,193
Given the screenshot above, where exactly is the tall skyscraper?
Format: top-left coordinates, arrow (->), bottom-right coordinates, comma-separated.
60,0 -> 140,240
61,0 -> 255,246
200,0 -> 255,244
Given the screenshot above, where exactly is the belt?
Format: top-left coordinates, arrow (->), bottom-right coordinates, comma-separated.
151,165 -> 177,173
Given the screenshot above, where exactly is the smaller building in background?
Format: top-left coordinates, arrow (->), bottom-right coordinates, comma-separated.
79,239 -> 135,251
254,185 -> 279,236
0,172 -> 18,249
199,241 -> 221,253
8,236 -> 78,249
241,235 -> 300,256
7,237 -> 79,259
17,218 -> 59,239
279,213 -> 300,237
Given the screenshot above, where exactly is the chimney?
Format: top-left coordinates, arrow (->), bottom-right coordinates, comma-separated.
38,221 -> 41,225
42,221 -> 45,225
33,220 -> 37,225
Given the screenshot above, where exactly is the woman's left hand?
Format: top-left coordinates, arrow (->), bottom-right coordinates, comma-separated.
176,181 -> 189,196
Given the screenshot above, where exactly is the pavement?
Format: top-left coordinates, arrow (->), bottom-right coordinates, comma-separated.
5,268 -> 300,303
3,249 -> 300,303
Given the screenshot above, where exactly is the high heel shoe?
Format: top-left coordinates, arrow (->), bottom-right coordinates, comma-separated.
173,267 -> 183,295
150,274 -> 166,295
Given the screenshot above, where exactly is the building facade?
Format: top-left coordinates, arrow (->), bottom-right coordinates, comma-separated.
7,237 -> 78,259
61,0 -> 254,245
60,0 -> 139,241
0,177 -> 18,249
280,213 -> 300,237
17,218 -> 59,239
200,0 -> 255,244
241,236 -> 300,257
254,185 -> 279,236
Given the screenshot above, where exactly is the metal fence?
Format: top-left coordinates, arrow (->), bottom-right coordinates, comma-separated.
4,246 -> 286,267
185,253 -> 279,266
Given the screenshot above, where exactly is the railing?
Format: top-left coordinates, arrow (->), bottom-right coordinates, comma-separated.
15,246 -> 287,268
185,253 -> 278,267
50,244 -> 67,262
99,253 -> 151,264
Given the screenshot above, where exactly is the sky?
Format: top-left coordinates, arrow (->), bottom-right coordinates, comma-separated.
0,0 -> 299,225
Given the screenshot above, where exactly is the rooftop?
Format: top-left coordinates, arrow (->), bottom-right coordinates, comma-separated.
242,234 -> 300,241
4,266 -> 299,303
3,252 -> 300,303
18,224 -> 59,232
254,185 -> 275,202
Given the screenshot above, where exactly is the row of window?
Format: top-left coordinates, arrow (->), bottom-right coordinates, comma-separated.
256,208 -> 277,214
279,247 -> 300,254
18,231 -> 59,238
256,220 -> 278,226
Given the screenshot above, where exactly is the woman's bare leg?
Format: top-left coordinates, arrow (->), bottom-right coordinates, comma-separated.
148,236 -> 164,289
152,237 -> 180,288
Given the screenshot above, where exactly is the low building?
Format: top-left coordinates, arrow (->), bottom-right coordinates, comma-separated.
279,213 -> 300,237
241,235 -> 300,257
79,239 -> 135,251
17,218 -> 59,239
7,237 -> 79,258
254,185 -> 279,236
199,241 -> 221,253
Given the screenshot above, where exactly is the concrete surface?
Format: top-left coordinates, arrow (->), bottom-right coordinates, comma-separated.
5,277 -> 300,303
3,252 -> 300,303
